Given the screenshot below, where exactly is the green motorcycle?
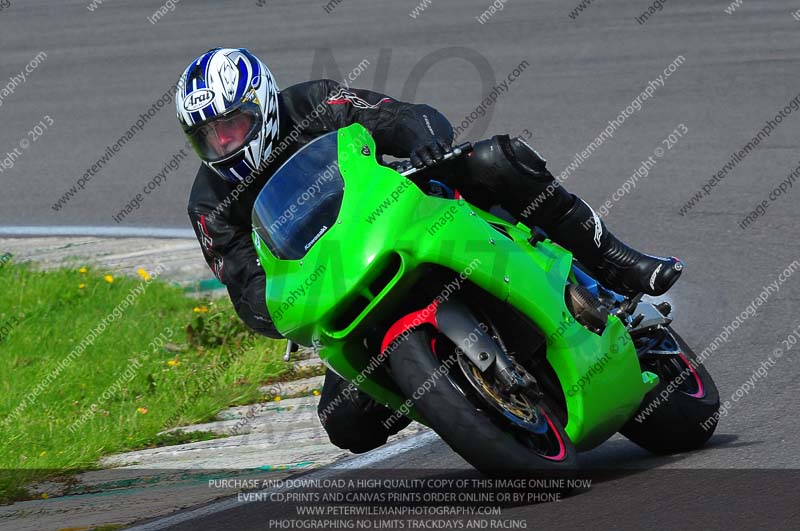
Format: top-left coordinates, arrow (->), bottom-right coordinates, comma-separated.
251,123 -> 720,474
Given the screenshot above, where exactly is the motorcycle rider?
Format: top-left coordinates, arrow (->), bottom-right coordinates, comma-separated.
179,48 -> 683,453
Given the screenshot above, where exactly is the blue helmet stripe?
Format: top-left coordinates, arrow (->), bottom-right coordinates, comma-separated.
216,165 -> 237,182
195,52 -> 215,121
198,51 -> 213,84
235,59 -> 249,101
189,78 -> 204,124
183,59 -> 198,100
234,158 -> 250,176
242,49 -> 260,83
199,58 -> 217,122
186,55 -> 219,124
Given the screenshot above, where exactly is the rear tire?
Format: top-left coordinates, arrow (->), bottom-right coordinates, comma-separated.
389,328 -> 577,476
620,328 -> 720,454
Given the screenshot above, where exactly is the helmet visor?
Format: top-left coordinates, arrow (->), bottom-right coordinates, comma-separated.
185,104 -> 262,162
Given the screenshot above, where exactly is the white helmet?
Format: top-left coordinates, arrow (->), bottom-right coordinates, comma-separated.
177,48 -> 279,182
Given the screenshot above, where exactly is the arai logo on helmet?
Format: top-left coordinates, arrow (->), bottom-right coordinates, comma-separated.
184,89 -> 215,112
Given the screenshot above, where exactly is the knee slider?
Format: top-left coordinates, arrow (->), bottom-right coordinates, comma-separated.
467,135 -> 516,184
466,134 -> 554,186
459,134 -> 566,218
501,135 -> 553,182
461,135 -> 531,192
456,135 -> 512,208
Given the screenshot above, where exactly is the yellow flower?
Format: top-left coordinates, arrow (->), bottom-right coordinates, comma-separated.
136,407 -> 149,415
104,275 -> 114,284
312,390 -> 320,396
137,268 -> 152,281
79,267 -> 87,273
273,396 -> 281,402
167,359 -> 180,367
40,493 -> 49,499
193,306 -> 209,313
78,284 -> 86,289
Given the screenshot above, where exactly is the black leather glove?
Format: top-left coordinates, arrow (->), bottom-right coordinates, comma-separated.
410,138 -> 450,168
393,105 -> 454,168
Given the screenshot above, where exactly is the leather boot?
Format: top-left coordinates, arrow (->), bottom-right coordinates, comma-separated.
545,196 -> 684,296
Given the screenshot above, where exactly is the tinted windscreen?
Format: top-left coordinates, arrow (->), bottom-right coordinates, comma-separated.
252,132 -> 344,260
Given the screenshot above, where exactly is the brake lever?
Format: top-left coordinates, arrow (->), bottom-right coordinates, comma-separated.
398,142 -> 473,178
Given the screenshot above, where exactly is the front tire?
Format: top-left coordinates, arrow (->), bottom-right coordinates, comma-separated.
389,328 -> 577,476
620,328 -> 720,454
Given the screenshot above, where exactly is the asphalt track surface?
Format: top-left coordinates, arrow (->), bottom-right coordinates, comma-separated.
2,0 -> 799,529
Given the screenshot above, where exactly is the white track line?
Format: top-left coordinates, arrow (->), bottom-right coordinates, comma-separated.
0,226 -> 194,238
122,431 -> 438,531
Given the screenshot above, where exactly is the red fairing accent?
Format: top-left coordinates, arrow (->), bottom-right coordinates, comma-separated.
380,301 -> 439,354
454,189 -> 462,200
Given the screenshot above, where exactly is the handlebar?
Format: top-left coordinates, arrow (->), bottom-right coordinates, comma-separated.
396,142 -> 473,178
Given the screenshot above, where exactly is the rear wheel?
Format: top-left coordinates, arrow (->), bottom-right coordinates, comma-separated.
389,327 -> 577,475
620,327 -> 720,453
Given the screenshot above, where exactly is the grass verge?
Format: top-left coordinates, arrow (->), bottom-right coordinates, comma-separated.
0,261 -> 290,503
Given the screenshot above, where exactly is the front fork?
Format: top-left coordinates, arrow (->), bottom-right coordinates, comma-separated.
382,298 -> 526,392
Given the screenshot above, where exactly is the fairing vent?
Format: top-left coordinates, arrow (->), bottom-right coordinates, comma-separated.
329,253 -> 403,333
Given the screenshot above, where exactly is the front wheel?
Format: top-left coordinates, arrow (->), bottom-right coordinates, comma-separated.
620,327 -> 720,454
389,327 -> 577,476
